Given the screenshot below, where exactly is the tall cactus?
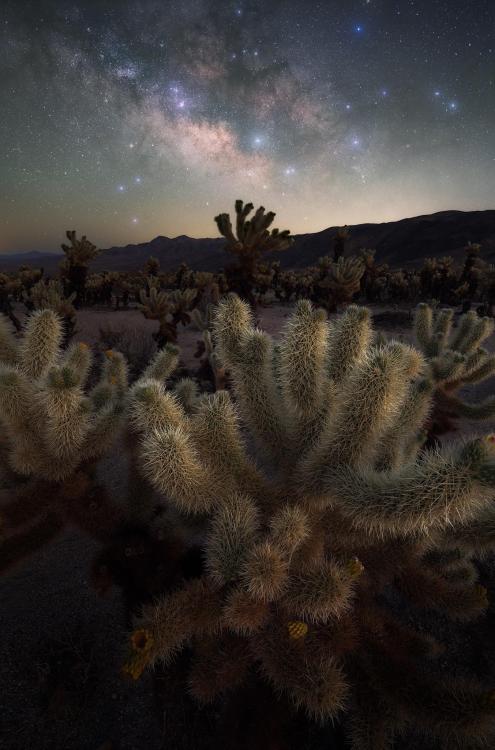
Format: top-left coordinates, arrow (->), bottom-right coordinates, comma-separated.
215,200 -> 293,306
414,303 -> 495,442
59,230 -> 100,305
125,296 -> 495,748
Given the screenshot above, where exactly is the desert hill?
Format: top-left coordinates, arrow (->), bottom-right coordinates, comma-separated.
2,209 -> 494,275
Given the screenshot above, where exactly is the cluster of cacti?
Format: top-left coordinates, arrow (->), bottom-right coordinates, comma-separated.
59,230 -> 101,304
0,309 -> 127,572
414,303 -> 495,443
137,278 -> 197,346
121,295 -> 495,748
215,200 -> 293,306
313,255 -> 365,311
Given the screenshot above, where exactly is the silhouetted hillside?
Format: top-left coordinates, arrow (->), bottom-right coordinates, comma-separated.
2,210 -> 494,274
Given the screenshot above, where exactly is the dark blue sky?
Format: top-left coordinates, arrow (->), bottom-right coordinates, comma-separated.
1,0 -> 494,251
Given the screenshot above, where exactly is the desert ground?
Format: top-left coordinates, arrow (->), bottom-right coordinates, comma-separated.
2,301 -> 495,750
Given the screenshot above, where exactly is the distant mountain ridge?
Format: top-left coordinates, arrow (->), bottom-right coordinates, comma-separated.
2,210 -> 495,275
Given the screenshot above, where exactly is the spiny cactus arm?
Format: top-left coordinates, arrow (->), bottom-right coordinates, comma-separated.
450,310 -> 479,351
35,367 -> 91,478
140,343 -> 179,382
141,424 -> 219,514
229,329 -> 288,463
269,504 -> 310,556
326,305 -> 372,383
189,391 -> 268,498
278,300 -> 330,420
445,394 -> 495,419
18,309 -> 62,379
451,353 -> 495,388
300,343 -> 421,485
0,314 -> 19,365
0,366 -> 45,475
205,492 -> 260,585
280,557 -> 361,623
414,303 -> 433,353
127,578 -> 224,673
429,350 -> 466,383
128,380 -> 187,434
235,200 -> 254,243
62,342 -> 92,387
327,439 -> 495,537
213,294 -> 253,367
455,316 -> 494,355
374,378 -> 434,470
240,541 -> 288,602
222,587 -> 271,634
214,212 -> 239,248
432,308 -> 454,350
173,378 -> 200,414
81,401 -> 124,461
253,624 -> 349,722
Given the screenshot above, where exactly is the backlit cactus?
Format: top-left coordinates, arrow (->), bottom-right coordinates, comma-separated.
138,280 -> 197,345
414,303 -> 495,442
0,310 -> 126,572
128,296 -> 495,747
59,229 -> 100,304
215,199 -> 293,305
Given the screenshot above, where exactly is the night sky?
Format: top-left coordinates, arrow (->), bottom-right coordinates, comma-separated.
1,0 -> 494,253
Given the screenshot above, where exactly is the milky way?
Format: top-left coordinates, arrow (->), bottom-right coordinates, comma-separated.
1,0 -> 494,252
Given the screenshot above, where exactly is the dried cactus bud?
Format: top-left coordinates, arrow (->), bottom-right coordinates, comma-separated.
347,557 -> 364,578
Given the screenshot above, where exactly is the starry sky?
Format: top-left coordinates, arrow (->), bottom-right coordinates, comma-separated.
1,0 -> 494,253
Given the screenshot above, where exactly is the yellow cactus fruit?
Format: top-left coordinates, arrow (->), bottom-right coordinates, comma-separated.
122,629 -> 154,680
105,349 -> 114,359
287,620 -> 308,640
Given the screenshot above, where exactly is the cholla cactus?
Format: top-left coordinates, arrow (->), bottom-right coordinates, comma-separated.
126,296 -> 495,747
0,310 -> 126,572
60,230 -> 100,303
315,256 -> 365,311
215,200 -> 293,306
138,281 -> 197,346
144,256 -> 160,277
414,303 -> 495,442
23,279 -> 77,344
332,226 -> 350,261
190,305 -> 226,391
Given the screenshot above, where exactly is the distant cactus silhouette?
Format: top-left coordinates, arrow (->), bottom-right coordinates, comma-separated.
59,230 -> 100,304
215,200 -> 293,305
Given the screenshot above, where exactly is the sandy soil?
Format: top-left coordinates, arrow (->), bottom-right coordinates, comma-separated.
1,301 -> 495,750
